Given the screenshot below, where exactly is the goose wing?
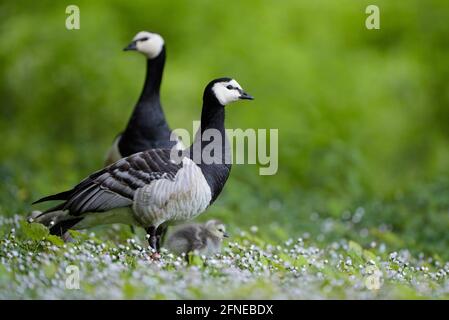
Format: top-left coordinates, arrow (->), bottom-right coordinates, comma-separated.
34,149 -> 182,216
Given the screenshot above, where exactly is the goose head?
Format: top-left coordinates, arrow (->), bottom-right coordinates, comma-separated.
207,77 -> 254,106
205,220 -> 229,240
124,31 -> 164,59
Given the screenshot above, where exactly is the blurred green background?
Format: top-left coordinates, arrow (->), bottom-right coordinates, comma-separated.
1,1 -> 449,257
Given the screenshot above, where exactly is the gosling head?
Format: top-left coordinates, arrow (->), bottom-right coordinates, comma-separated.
206,77 -> 254,106
123,31 -> 165,59
205,220 -> 229,240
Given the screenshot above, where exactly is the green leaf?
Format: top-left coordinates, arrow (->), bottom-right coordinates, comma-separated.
43,263 -> 57,278
294,255 -> 308,268
20,220 -> 49,241
47,235 -> 65,246
189,253 -> 204,267
348,241 -> 363,257
122,282 -> 137,299
347,241 -> 364,266
363,249 -> 377,263
68,230 -> 89,242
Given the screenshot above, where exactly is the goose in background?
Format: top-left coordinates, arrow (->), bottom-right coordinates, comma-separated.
31,77 -> 253,251
165,219 -> 229,257
105,31 -> 182,166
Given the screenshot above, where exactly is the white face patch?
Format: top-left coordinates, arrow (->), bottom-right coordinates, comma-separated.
212,79 -> 243,106
133,31 -> 165,59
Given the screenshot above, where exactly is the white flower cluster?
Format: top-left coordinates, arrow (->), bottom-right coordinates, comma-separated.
1,215 -> 449,299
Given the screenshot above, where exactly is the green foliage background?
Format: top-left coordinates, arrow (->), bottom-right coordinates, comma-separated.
1,1 -> 449,257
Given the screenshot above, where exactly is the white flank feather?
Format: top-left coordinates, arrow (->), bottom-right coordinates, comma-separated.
132,157 -> 211,228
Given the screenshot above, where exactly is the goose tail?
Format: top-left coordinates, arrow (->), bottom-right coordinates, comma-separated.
32,190 -> 73,205
28,208 -> 82,237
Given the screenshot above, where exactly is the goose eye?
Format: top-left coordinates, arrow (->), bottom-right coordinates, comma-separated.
139,37 -> 149,41
226,85 -> 233,90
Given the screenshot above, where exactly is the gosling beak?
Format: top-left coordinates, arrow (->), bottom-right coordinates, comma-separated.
239,91 -> 254,100
223,232 -> 230,238
123,41 -> 137,51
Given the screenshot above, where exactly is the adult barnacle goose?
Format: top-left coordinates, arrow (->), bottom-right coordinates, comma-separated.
105,31 -> 181,166
31,78 -> 253,250
166,220 -> 229,257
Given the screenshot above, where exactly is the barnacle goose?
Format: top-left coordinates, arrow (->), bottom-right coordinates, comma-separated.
31,78 -> 253,250
105,31 -> 182,166
166,220 -> 229,257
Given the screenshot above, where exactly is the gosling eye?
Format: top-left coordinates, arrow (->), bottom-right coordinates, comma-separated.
138,37 -> 149,42
226,85 -> 233,90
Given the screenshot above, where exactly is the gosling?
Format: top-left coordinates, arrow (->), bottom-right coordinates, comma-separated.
165,220 -> 229,256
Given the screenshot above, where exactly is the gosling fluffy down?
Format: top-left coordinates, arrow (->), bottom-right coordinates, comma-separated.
165,220 -> 229,256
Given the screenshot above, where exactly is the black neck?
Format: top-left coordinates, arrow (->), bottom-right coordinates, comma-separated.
188,92 -> 231,203
139,47 -> 166,100
200,99 -> 226,139
191,91 -> 227,155
119,47 -> 173,155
